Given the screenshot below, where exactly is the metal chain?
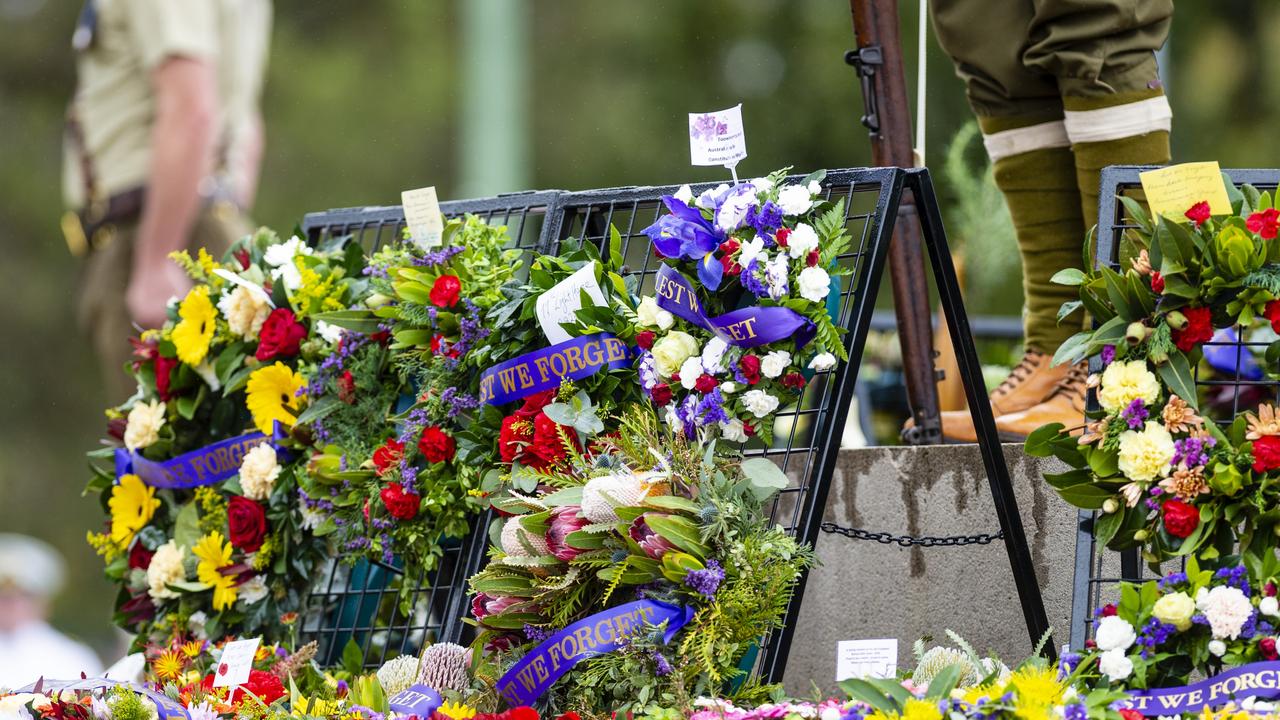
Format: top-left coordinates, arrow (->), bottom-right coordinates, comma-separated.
819,521 -> 1004,547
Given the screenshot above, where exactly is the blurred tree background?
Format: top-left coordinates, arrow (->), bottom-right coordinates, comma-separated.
0,0 -> 1276,662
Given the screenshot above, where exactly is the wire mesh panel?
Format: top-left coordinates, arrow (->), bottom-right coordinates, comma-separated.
1069,166 -> 1280,650
298,191 -> 563,668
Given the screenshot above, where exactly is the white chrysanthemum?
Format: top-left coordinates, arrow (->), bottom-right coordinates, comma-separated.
263,236 -> 313,291
1098,649 -> 1133,681
146,540 -> 185,601
786,223 -> 820,259
238,575 -> 269,605
761,351 -> 791,379
1196,585 -> 1254,639
720,419 -> 748,443
809,352 -> 837,372
679,357 -> 703,390
1095,615 -> 1137,651
582,472 -> 661,524
239,443 -> 281,500
701,337 -> 729,375
777,185 -> 813,215
376,655 -> 418,696
218,285 -> 271,339
798,266 -> 831,303
124,400 -> 166,451
742,389 -> 780,419
417,642 -> 471,693
500,516 -> 550,557
1098,360 -> 1161,412
673,184 -> 694,205
636,296 -> 675,331
1117,421 -> 1175,483
315,320 -> 345,345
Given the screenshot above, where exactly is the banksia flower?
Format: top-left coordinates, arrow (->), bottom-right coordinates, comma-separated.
417,642 -> 471,693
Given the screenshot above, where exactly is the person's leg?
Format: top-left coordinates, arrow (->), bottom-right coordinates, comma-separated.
76,223 -> 139,405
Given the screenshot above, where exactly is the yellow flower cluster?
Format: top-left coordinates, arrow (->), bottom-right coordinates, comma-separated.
295,263 -> 346,316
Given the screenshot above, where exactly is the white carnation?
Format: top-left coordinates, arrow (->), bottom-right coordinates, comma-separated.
766,255 -> 790,300
239,443 -> 281,501
786,223 -> 820,259
376,655 -> 419,697
750,176 -> 775,193
1098,649 -> 1133,681
797,266 -> 831,303
124,400 -> 167,451
807,180 -> 822,195
720,381 -> 738,394
238,575 -> 268,605
1095,615 -> 1137,652
673,184 -> 694,205
719,419 -> 748,443
1209,639 -> 1227,656
636,296 -> 675,331
777,185 -> 813,215
809,352 -> 837,372
665,404 -> 684,434
760,351 -> 791,379
1261,596 -> 1279,617
263,236 -> 312,291
315,320 -> 345,345
679,357 -> 704,390
1196,585 -> 1254,639
217,285 -> 271,339
146,540 -> 186,601
741,389 -> 780,418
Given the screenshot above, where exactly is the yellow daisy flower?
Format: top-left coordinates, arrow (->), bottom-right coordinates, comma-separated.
152,649 -> 185,681
436,701 -> 477,720
246,362 -> 305,434
108,474 -> 160,548
180,640 -> 204,658
172,286 -> 217,366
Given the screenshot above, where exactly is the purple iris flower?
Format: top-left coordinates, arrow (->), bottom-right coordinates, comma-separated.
642,195 -> 726,290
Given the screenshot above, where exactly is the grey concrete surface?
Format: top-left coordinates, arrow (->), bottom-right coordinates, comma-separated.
781,443 -> 1075,696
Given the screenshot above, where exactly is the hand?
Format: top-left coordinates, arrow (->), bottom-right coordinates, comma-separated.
126,261 -> 192,329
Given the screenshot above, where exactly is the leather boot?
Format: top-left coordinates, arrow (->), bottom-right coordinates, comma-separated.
994,361 -> 1087,441
903,350 -> 1073,443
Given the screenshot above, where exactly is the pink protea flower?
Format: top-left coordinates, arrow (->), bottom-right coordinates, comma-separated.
471,592 -> 520,621
546,505 -> 588,562
629,514 -> 676,559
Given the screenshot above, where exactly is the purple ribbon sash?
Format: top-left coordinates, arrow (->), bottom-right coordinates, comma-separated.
115,431 -> 269,489
654,264 -> 816,349
387,684 -> 442,716
496,599 -> 694,707
1118,661 -> 1280,715
478,333 -> 632,406
16,678 -> 191,719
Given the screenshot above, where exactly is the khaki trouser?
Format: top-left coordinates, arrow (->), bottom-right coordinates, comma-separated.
76,202 -> 251,403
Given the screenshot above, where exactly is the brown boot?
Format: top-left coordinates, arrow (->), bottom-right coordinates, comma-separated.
904,350 -> 1073,443
994,361 -> 1087,442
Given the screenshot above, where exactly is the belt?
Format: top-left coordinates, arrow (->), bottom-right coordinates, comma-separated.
62,187 -> 145,256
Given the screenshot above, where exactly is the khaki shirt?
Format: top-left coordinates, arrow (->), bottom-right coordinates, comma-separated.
63,0 -> 272,208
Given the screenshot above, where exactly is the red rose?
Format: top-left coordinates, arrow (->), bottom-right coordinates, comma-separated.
507,707 -> 539,720
694,374 -> 718,394
337,370 -> 356,404
1185,201 -> 1211,227
739,355 -> 762,385
1267,301 -> 1280,334
743,422 -> 755,437
1162,499 -> 1200,539
1172,306 -> 1213,352
418,426 -> 456,463
380,482 -> 420,520
529,413 -> 578,467
1100,603 -> 1117,617
807,249 -> 820,267
1119,710 -> 1145,720
154,355 -> 178,402
429,275 -> 462,307
1261,637 -> 1279,661
499,416 -> 533,464
128,541 -> 154,570
1150,271 -> 1165,294
1252,435 -> 1280,473
782,372 -> 807,390
635,330 -> 655,350
227,496 -> 268,552
515,390 -> 556,419
650,383 -> 673,407
256,308 -> 307,361
372,439 -> 405,475
775,228 -> 791,248
719,253 -> 742,277
1247,208 -> 1280,240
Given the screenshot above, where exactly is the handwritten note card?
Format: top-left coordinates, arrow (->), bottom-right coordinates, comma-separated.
402,186 -> 445,248
689,104 -> 747,169
212,637 -> 261,688
1139,162 -> 1233,220
535,262 -> 607,345
836,638 -> 898,681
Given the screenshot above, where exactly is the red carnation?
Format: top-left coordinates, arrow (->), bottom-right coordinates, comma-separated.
529,413 -> 578,468
337,370 -> 356,404
718,239 -> 742,277
1185,201 -> 1211,227
694,373 -> 718,394
128,541 -> 154,570
1172,306 -> 1213,352
1100,603 -> 1117,617
227,496 -> 268,552
498,415 -> 533,464
256,308 -> 307,361
1248,208 -> 1280,240
782,372 -> 807,390
1266,301 -> 1280,334
739,355 -> 762,385
1252,435 -> 1280,473
372,438 -> 406,475
743,422 -> 755,437
418,426 -> 456,463
380,482 -> 420,520
1119,710 -> 1145,720
154,355 -> 178,402
635,330 -> 655,350
430,275 -> 462,307
775,228 -> 791,248
1162,499 -> 1200,539
650,383 -> 673,407
1261,637 -> 1279,661
1150,271 -> 1165,294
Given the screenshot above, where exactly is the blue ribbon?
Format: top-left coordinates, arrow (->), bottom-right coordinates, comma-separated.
16,678 -> 190,719
653,265 -> 816,349
115,431 -> 270,489
387,684 -> 442,716
1119,660 -> 1280,715
496,599 -> 694,707
478,333 -> 633,406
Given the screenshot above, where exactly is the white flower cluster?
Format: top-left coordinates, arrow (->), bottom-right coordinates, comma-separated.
263,236 -> 313,291
1094,615 -> 1137,681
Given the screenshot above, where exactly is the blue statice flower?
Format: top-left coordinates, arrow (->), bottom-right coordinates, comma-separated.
745,200 -> 783,236
1100,344 -> 1116,365
1215,565 -> 1252,595
413,244 -> 466,267
523,624 -> 553,643
684,560 -> 725,598
1159,571 -> 1188,590
696,388 -> 729,427
1172,435 -> 1215,468
1063,704 -> 1087,720
652,652 -> 673,676
740,257 -> 770,298
1058,651 -> 1082,679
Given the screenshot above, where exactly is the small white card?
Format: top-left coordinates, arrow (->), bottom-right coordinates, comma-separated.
836,638 -> 898,681
688,104 -> 747,169
212,637 -> 261,688
535,262 -> 607,345
401,186 -> 445,248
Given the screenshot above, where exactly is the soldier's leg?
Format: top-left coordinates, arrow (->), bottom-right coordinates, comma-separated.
76,223 -> 139,404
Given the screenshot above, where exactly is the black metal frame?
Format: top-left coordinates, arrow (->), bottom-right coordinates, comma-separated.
1069,166 -> 1280,651
295,167 -> 1053,677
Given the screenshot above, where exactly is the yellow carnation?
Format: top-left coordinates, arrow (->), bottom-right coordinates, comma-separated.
246,362 -> 305,434
109,474 -> 160,548
146,540 -> 186,600
123,399 -> 166,451
1117,421 -> 1176,483
172,286 -> 217,366
1098,360 -> 1161,413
